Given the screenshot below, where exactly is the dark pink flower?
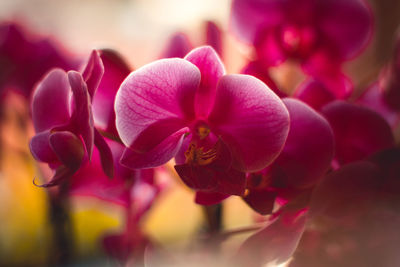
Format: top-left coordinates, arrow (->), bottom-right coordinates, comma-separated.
230,0 -> 373,69
0,22 -> 76,98
243,98 -> 334,214
29,50 -> 117,186
29,69 -> 95,186
115,46 -> 290,198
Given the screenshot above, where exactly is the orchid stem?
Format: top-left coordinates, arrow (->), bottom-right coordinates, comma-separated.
48,183 -> 73,265
203,203 -> 223,234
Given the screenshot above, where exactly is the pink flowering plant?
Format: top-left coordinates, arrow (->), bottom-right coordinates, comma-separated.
1,0 -> 398,266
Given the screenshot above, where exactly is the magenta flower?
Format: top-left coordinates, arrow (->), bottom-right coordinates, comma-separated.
115,46 -> 290,198
0,22 -> 76,98
29,50 -> 116,186
230,0 -> 373,71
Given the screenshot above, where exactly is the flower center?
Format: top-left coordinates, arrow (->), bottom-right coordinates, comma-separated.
184,143 -> 217,165
281,24 -> 316,56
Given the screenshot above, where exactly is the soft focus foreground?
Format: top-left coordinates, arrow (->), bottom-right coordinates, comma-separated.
1,0 -> 400,266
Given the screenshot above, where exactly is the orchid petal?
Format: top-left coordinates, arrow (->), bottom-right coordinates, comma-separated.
301,55 -> 354,100
205,21 -> 222,56
31,68 -> 70,132
208,74 -> 290,172
175,163 -> 246,196
267,98 -> 334,189
255,29 -> 287,67
318,0 -> 373,60
185,46 -> 225,118
92,49 -> 131,137
322,101 -> 395,165
34,166 -> 75,188
175,138 -> 246,196
115,58 -> 200,149
309,161 -> 380,221
241,60 -> 286,98
160,32 -> 192,59
230,0 -> 284,44
293,78 -> 336,110
94,128 -> 114,178
236,209 -> 307,267
82,50 -> 104,98
243,189 -> 276,215
120,127 -> 189,169
68,70 -> 94,159
48,131 -> 85,172
175,164 -> 218,191
29,131 -> 57,164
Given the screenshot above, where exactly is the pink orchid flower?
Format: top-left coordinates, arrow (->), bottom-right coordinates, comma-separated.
29,50 -> 116,186
115,46 -> 290,198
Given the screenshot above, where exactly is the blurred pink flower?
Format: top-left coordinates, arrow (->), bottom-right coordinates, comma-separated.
160,21 -> 222,59
0,22 -> 77,98
230,0 -> 373,70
